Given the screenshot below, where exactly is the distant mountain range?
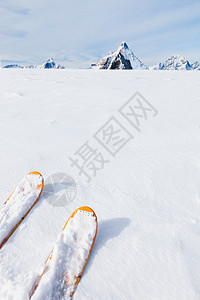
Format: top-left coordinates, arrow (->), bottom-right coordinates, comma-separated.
2,43 -> 200,70
151,56 -> 200,70
92,42 -> 200,70
150,55 -> 194,70
3,58 -> 65,69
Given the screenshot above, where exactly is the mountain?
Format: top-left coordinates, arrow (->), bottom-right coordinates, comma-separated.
41,58 -> 65,69
3,58 -> 65,69
56,64 -> 65,69
2,53 -> 198,71
191,61 -> 200,70
25,65 -> 38,69
151,55 -> 193,70
42,57 -> 56,69
92,41 -> 148,70
3,64 -> 23,69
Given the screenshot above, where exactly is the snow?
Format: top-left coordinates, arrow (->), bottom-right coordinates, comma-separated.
0,173 -> 43,248
0,68 -> 200,300
31,208 -> 97,300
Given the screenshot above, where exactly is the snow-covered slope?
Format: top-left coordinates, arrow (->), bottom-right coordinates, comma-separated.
92,42 -> 148,70
151,55 -> 193,70
0,69 -> 200,300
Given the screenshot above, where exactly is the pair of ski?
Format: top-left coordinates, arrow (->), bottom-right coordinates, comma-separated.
0,171 -> 98,300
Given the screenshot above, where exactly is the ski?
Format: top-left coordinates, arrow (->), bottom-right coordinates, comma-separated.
30,206 -> 98,300
0,171 -> 44,249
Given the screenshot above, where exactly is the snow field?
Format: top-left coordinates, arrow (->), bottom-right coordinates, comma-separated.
0,69 -> 200,299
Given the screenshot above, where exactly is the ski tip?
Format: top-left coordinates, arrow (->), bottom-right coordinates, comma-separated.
78,206 -> 96,215
3,171 -> 44,205
75,206 -> 97,221
30,206 -> 98,299
62,206 -> 97,232
28,171 -> 44,191
28,171 -> 43,177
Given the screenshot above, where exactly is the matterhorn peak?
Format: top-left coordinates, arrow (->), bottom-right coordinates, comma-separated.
91,41 -> 148,70
120,41 -> 129,49
47,57 -> 54,63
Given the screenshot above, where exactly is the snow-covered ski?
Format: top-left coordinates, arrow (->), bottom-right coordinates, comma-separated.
0,171 -> 44,249
30,206 -> 98,300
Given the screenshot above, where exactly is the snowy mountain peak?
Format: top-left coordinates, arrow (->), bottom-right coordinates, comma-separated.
92,41 -> 148,70
191,61 -> 200,70
40,58 -> 65,69
119,41 -> 129,50
47,57 -> 54,63
151,54 -> 192,70
42,57 -> 56,69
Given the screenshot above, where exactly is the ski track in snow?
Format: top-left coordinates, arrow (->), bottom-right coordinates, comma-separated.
0,69 -> 200,299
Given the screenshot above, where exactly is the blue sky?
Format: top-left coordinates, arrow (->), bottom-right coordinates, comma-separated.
0,0 -> 200,67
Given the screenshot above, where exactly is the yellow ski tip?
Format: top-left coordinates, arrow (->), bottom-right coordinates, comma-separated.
62,206 -> 97,231
28,171 -> 44,191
